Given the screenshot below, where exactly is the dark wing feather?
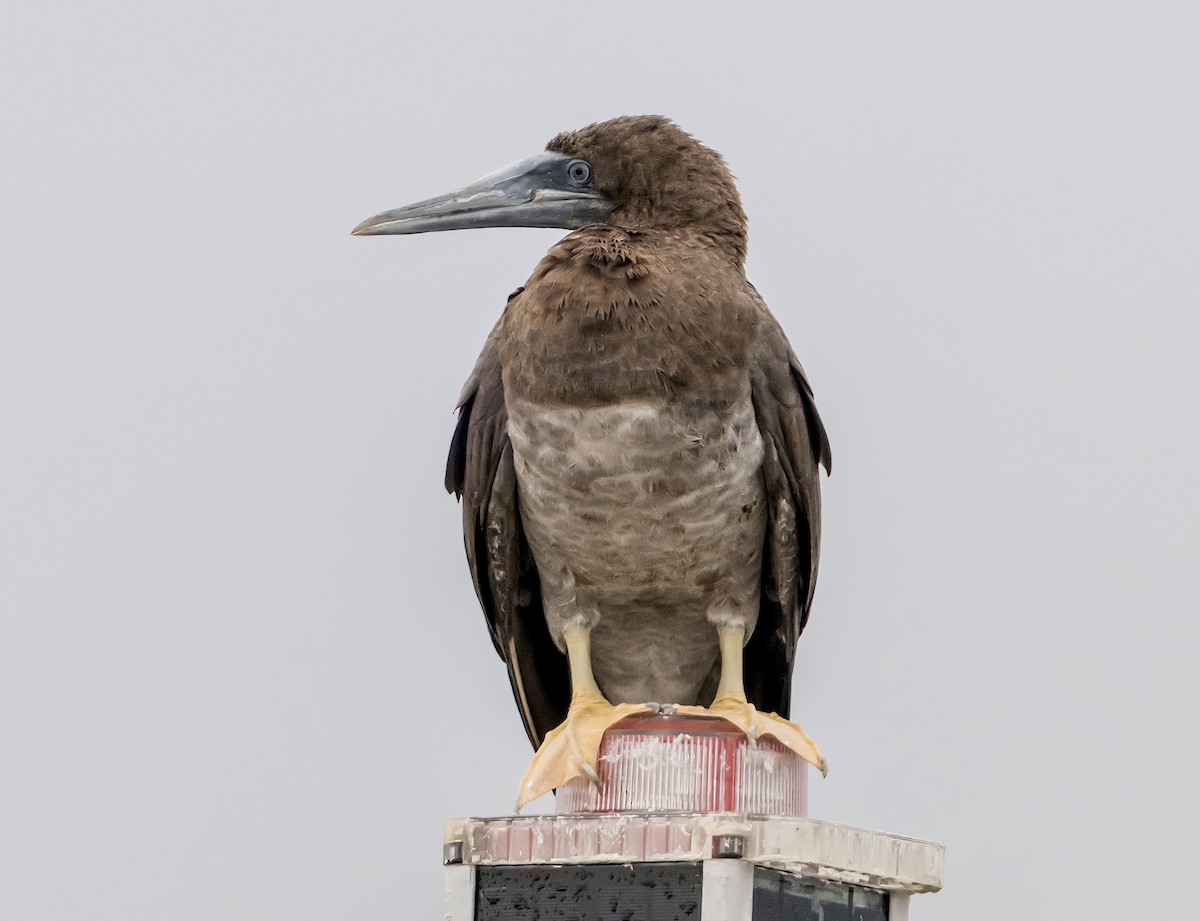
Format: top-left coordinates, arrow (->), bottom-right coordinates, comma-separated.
744,292 -> 831,719
445,317 -> 570,750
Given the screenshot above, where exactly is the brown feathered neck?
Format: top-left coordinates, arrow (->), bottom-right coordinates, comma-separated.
546,116 -> 749,266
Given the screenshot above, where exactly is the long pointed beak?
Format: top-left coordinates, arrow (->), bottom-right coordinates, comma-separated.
352,152 -> 614,236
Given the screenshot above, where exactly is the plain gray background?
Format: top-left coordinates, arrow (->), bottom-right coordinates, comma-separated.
3,2 -> 1197,919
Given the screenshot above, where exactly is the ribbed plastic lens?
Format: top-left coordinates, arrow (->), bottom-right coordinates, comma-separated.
556,709 -> 807,817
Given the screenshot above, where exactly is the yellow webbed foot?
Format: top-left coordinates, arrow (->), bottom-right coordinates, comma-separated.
516,695 -> 650,810
677,698 -> 828,777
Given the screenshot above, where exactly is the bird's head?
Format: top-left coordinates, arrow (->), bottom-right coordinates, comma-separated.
353,115 -> 748,262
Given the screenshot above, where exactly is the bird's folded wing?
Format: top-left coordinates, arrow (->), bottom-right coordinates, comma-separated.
744,292 -> 831,719
445,313 -> 570,749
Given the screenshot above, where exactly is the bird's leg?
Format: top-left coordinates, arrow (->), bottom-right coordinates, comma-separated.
679,624 -> 828,776
515,624 -> 649,811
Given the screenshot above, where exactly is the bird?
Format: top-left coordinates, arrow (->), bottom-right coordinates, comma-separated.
353,116 -> 832,809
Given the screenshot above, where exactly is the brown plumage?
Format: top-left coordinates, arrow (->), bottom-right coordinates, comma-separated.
437,117 -> 831,750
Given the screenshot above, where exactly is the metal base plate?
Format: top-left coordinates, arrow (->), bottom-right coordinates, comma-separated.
445,813 -> 943,894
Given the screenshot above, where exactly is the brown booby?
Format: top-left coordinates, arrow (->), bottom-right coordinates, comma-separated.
353,116 -> 832,808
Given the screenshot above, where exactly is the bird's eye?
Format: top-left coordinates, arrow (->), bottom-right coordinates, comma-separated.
567,160 -> 592,185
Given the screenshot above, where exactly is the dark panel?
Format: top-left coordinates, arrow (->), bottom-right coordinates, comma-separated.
851,888 -> 886,921
476,862 -> 893,921
753,869 -> 822,921
753,867 -> 890,921
476,863 -> 702,921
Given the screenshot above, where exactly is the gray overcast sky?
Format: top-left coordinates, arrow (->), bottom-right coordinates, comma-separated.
2,2 -> 1197,919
